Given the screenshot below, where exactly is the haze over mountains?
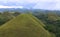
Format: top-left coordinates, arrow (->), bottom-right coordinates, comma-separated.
0,0 -> 60,10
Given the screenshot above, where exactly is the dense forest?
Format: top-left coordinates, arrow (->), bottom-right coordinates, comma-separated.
33,11 -> 60,37
0,10 -> 60,37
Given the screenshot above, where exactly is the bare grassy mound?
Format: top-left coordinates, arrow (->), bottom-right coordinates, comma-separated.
0,14 -> 55,37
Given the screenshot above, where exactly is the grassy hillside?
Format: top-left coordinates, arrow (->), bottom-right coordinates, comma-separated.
0,14 -> 55,37
28,14 -> 45,27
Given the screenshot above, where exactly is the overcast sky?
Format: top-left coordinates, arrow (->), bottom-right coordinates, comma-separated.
0,0 -> 60,10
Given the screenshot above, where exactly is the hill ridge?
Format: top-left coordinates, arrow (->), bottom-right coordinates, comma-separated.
0,14 -> 55,37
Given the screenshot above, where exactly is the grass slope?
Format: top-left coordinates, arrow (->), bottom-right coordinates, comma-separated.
0,14 -> 55,37
29,14 -> 45,27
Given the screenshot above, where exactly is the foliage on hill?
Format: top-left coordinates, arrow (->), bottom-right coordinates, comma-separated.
33,12 -> 60,37
0,11 -> 20,25
0,14 -> 54,37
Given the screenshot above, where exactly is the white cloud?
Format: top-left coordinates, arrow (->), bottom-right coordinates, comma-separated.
0,5 -> 24,8
32,0 -> 60,10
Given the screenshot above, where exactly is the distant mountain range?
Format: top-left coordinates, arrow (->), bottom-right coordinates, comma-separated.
0,8 -> 60,14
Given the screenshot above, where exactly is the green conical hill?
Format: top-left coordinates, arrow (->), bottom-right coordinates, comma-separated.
0,14 -> 55,37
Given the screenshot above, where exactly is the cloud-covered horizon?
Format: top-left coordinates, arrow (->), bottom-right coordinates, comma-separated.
0,0 -> 60,10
